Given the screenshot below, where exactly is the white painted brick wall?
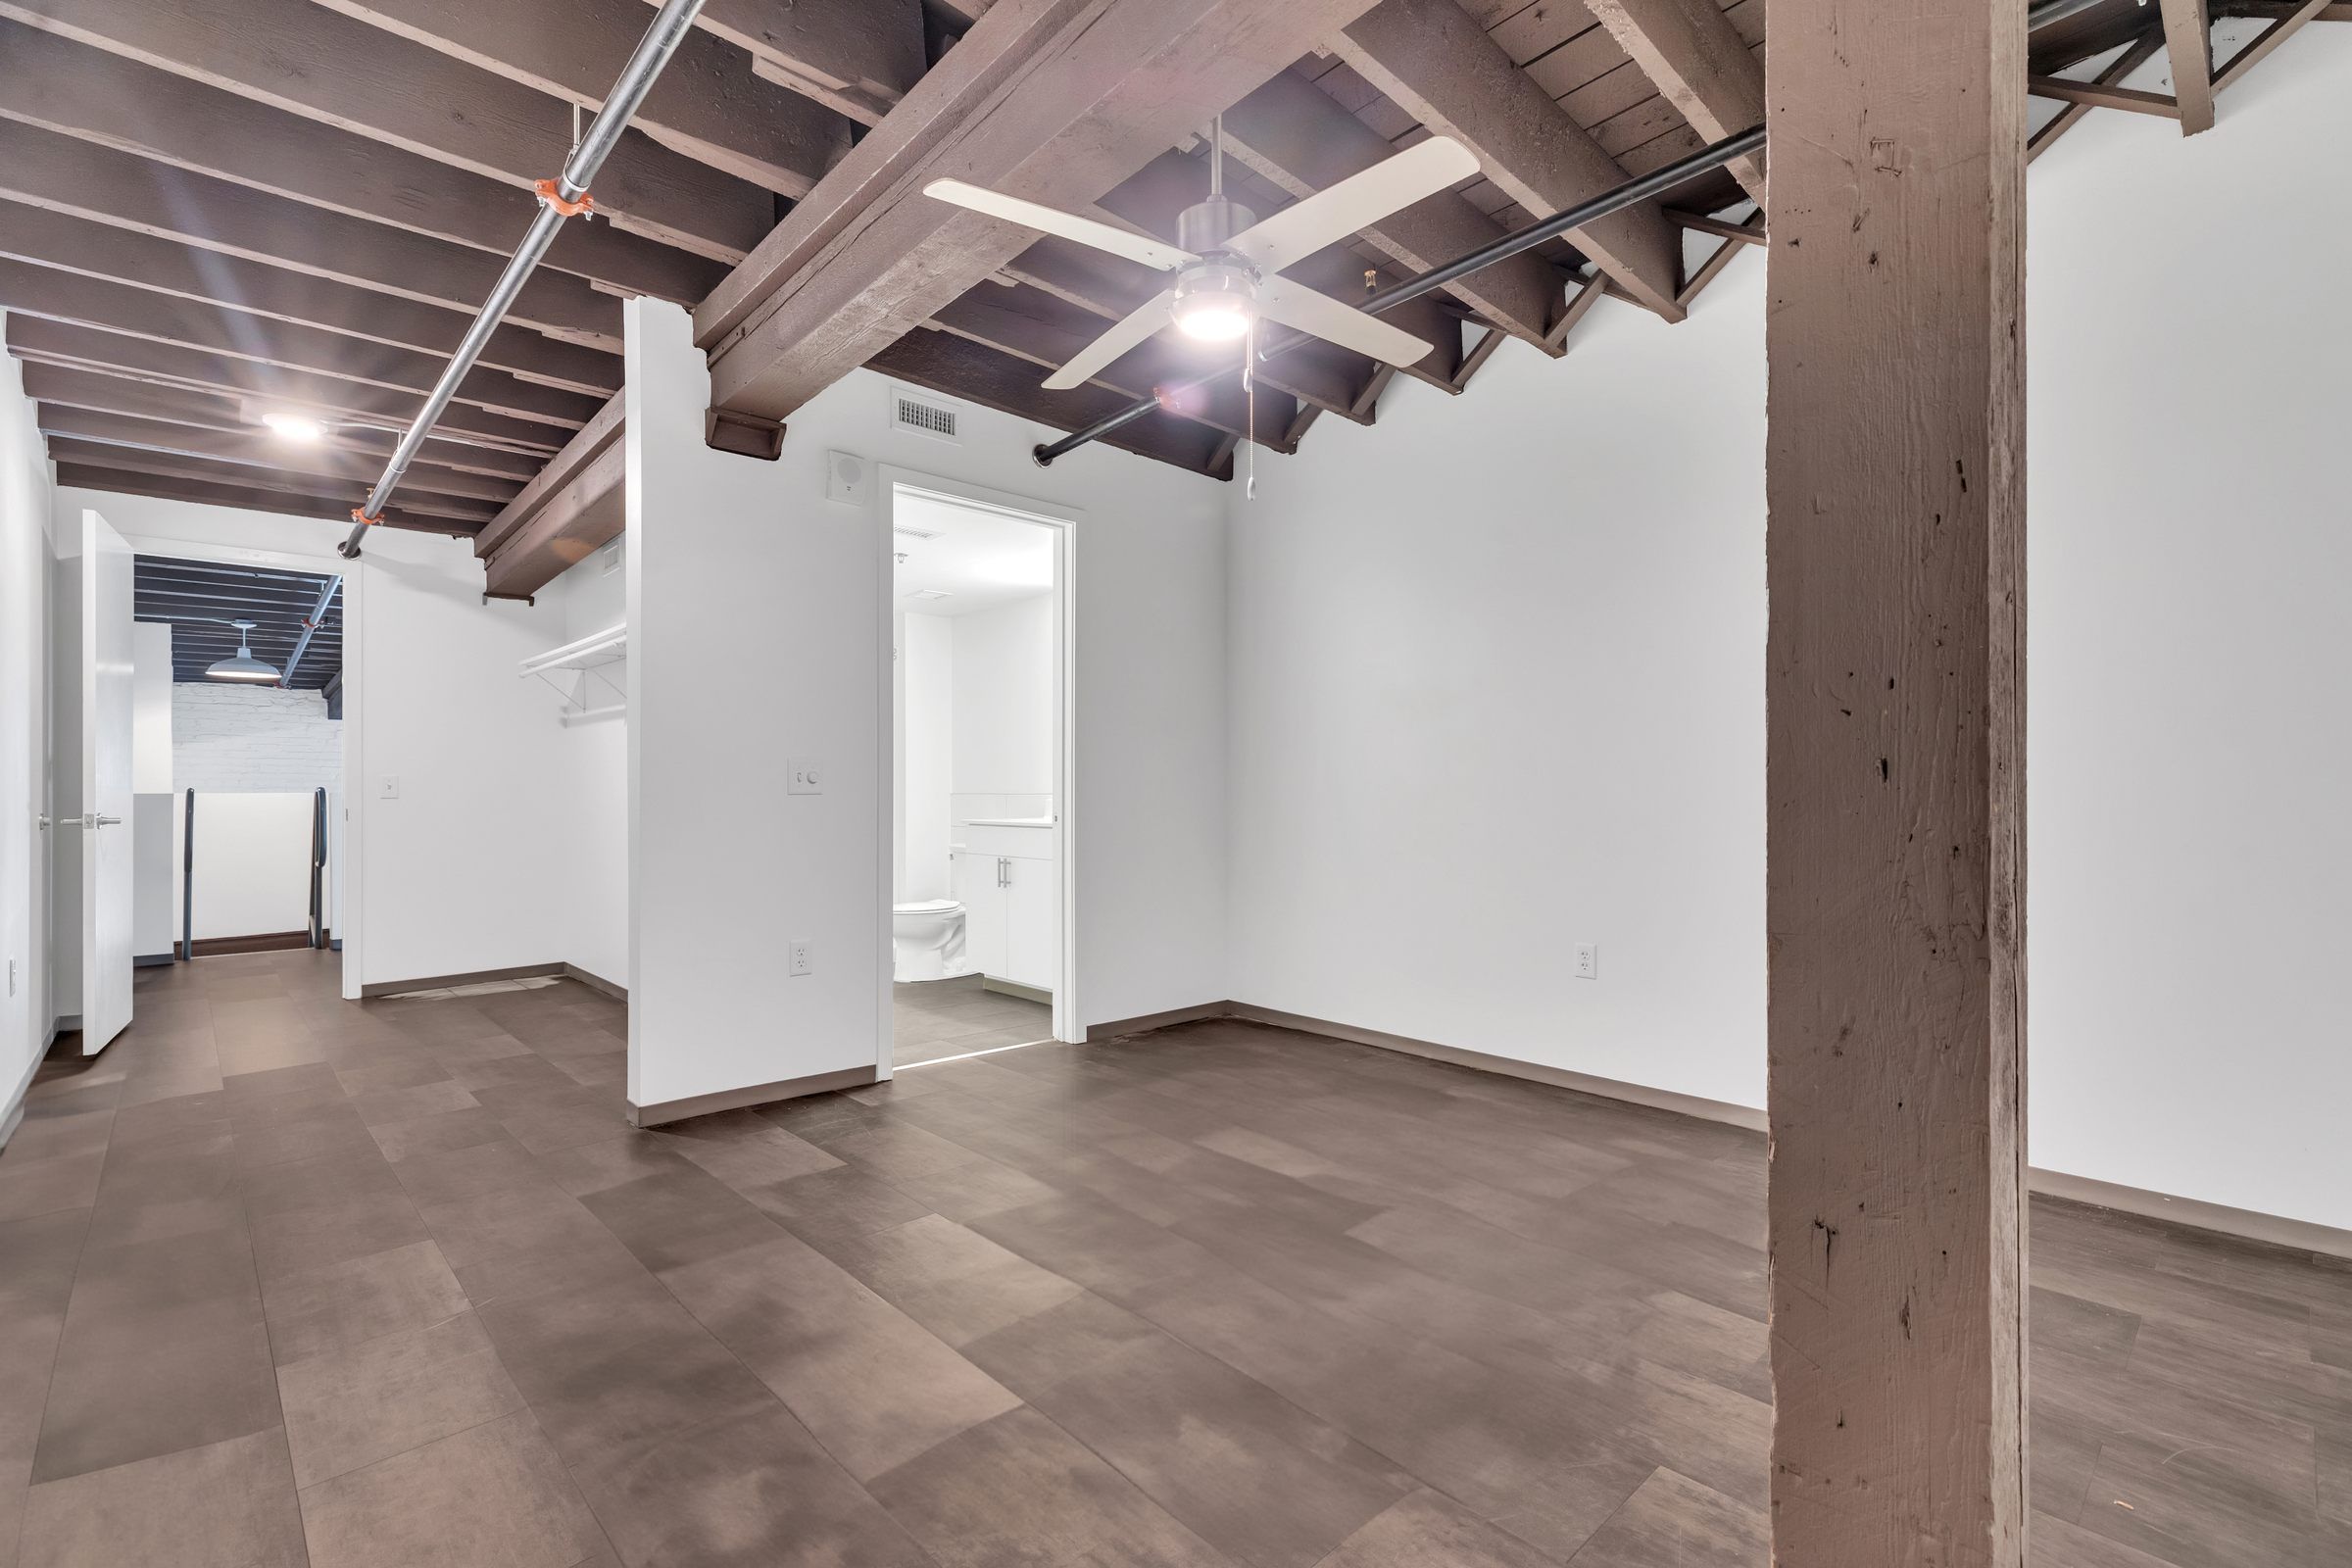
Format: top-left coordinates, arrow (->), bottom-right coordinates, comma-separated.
172,685 -> 343,794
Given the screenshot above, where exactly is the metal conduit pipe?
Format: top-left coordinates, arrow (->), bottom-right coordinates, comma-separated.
280,573 -> 341,690
338,0 -> 710,559
1032,123 -> 1767,467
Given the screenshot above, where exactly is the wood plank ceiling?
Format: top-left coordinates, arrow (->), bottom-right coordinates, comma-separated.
2,0 -> 2335,598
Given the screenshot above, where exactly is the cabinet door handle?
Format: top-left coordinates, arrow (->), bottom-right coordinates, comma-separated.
998,857 -> 1008,888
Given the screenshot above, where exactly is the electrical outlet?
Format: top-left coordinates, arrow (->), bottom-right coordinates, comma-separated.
1573,944 -> 1598,980
787,758 -> 822,795
788,940 -> 812,977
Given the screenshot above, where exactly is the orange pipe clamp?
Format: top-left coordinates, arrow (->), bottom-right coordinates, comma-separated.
349,508 -> 384,528
534,178 -> 596,219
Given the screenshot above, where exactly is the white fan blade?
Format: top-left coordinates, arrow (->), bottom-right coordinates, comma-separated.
924,180 -> 1197,272
1043,289 -> 1177,390
1257,277 -> 1432,368
1224,136 -> 1480,276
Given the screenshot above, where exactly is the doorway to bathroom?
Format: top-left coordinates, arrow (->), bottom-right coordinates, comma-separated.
882,473 -> 1075,1069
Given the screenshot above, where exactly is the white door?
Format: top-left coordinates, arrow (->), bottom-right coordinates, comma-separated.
71,509 -> 135,1053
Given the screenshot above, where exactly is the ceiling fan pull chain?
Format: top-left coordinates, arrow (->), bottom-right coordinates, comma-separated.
1244,316 -> 1256,501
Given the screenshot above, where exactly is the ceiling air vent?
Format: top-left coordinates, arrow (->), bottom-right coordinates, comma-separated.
890,387 -> 960,443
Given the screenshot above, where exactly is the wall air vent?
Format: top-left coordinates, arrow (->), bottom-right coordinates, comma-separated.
905,587 -> 954,601
892,525 -> 940,541
890,387 -> 960,443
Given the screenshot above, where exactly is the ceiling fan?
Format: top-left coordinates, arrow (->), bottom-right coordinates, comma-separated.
925,120 -> 1479,391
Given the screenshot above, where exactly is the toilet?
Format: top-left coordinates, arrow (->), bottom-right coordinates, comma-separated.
892,899 -> 971,983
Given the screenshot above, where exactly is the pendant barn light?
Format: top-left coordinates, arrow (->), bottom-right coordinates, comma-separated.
205,619 -> 282,684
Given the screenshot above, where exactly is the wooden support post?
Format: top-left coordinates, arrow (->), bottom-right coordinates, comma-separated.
1764,0 -> 2028,1560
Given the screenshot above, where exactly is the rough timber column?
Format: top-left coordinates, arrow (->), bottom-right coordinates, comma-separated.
1763,0 -> 2029,1559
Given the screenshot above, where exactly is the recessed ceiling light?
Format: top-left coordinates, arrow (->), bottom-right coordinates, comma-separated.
261,412 -> 326,442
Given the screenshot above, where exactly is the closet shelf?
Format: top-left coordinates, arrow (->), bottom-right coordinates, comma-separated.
519,623 -> 626,676
521,623 -> 626,722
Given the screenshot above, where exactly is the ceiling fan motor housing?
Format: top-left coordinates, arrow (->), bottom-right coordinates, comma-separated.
1173,194 -> 1259,335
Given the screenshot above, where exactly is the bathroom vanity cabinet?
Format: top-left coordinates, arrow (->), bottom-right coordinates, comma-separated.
951,821 -> 1057,994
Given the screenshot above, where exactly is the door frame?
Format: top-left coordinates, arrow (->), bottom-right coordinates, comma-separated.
875,468 -> 1081,1075
115,531 -> 366,1000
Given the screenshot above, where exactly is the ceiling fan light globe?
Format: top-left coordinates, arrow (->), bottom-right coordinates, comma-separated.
1175,301 -> 1252,341
1170,262 -> 1257,343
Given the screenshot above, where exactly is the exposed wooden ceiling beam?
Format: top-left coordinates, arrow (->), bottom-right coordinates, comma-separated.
699,0 -> 1392,423
478,404 -> 628,600
0,21 -> 723,305
311,0 -> 852,195
2029,30 -> 2167,161
662,0 -> 928,126
49,440 -> 500,526
0,264 -> 603,429
1216,70 -> 1563,351
473,396 -> 625,562
1584,0 -> 1768,204
0,0 -> 771,262
925,284 -> 1299,452
1334,0 -> 1687,320
873,328 -> 1235,477
2155,0 -> 2218,130
37,405 -> 524,506
20,363 -> 542,480
0,119 -> 621,351
0,201 -> 619,397
2027,75 -> 2180,116
54,460 -> 483,535
4,317 -> 564,455
2213,0 -> 2335,89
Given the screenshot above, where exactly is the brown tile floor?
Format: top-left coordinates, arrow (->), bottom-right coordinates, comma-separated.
893,974 -> 1052,1067
1,948 -> 2346,1567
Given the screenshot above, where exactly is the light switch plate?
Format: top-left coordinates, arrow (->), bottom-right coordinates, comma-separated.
376,774 -> 400,800
788,940 -> 812,977
1573,944 -> 1598,980
787,758 -> 821,795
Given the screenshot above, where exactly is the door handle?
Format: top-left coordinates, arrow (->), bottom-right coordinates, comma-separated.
46,814 -> 121,828
92,814 -> 122,827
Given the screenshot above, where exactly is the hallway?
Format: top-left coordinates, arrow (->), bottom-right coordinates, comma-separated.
0,950 -> 2345,1567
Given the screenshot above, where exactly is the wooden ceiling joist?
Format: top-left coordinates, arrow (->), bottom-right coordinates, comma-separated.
53,461 -> 480,535
476,395 -> 627,601
1216,71 -> 1564,351
925,284 -> 1299,452
875,328 -> 1239,478
2156,0 -> 2219,131
19,363 -> 542,481
0,0 -> 770,262
309,0 -> 854,196
698,0 -> 1395,423
0,201 -> 620,398
0,21 -> 724,306
48,440 -> 501,526
667,0 -> 928,126
4,317 -> 564,456
0,263 -> 604,428
37,405 -> 524,506
0,120 -> 622,353
1334,0 -> 1688,320
1583,0 -> 1768,203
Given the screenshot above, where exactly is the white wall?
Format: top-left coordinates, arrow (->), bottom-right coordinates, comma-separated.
952,593 -> 1054,808
627,298 -> 1227,1115
56,488 -> 580,995
539,545 -> 628,990
0,328 -> 54,1130
900,611 -> 954,902
131,622 -> 172,794
172,684 -> 342,793
1225,36 -> 2352,1233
